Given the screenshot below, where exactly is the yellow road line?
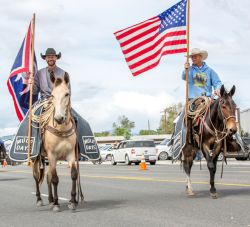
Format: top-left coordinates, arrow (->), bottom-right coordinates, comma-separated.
9,170 -> 250,188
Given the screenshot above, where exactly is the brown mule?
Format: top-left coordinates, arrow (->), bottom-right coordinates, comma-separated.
182,85 -> 237,198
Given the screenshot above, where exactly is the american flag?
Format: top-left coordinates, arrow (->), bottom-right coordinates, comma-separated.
7,21 -> 38,121
114,0 -> 187,77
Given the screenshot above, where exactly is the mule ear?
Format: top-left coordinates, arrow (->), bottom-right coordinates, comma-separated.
220,84 -> 226,97
229,85 -> 236,97
50,72 -> 55,84
64,72 -> 70,85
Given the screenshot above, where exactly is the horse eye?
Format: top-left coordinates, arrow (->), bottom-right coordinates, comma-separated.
65,93 -> 69,97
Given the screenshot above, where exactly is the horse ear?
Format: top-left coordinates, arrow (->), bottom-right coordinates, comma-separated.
50,72 -> 55,84
229,85 -> 236,97
220,84 -> 225,97
64,72 -> 70,85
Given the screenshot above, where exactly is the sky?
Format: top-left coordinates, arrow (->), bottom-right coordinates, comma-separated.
0,0 -> 250,136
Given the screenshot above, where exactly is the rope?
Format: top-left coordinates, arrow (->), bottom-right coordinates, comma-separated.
187,96 -> 211,121
31,98 -> 54,129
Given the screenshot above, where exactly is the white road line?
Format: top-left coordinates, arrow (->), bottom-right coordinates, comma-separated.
31,192 -> 69,201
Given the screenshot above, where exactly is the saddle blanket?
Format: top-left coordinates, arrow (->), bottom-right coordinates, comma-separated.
9,103 -> 100,162
171,110 -> 187,160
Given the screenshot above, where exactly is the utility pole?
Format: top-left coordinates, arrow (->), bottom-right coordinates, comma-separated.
147,120 -> 150,131
160,109 -> 168,134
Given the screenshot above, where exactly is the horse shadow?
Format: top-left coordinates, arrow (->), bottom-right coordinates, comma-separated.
189,187 -> 250,199
39,199 -> 127,213
0,177 -> 26,182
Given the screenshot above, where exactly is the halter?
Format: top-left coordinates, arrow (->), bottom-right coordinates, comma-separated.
204,97 -> 236,143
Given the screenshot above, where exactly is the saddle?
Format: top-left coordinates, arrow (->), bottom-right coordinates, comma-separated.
187,96 -> 212,147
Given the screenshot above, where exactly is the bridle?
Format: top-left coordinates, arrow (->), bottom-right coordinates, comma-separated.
204,97 -> 236,143
45,96 -> 75,138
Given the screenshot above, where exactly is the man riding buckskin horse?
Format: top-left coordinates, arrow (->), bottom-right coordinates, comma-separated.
9,48 -> 100,163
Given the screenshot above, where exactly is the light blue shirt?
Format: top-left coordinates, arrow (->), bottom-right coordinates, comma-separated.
182,62 -> 222,99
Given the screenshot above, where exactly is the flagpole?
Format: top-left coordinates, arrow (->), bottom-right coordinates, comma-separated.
27,13 -> 36,167
185,0 -> 190,125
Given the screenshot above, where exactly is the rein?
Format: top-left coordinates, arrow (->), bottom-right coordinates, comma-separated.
203,98 -> 235,143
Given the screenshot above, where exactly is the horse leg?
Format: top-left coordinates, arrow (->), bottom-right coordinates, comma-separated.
183,145 -> 196,196
51,166 -> 60,212
47,166 -> 54,207
47,174 -> 54,206
47,158 -> 60,211
203,143 -> 220,199
33,156 -> 44,206
68,163 -> 78,210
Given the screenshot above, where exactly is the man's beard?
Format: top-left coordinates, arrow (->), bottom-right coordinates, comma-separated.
47,60 -> 56,67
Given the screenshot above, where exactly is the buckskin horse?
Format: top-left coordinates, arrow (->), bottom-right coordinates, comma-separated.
182,85 -> 237,198
33,72 -> 83,212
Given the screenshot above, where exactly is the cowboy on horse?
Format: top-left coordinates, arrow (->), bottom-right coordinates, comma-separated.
171,47 -> 242,198
9,48 -> 100,211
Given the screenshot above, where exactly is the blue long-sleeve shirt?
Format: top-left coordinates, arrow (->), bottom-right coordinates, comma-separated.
182,62 -> 222,99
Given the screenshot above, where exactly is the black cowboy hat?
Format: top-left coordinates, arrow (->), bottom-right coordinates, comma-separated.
40,48 -> 61,60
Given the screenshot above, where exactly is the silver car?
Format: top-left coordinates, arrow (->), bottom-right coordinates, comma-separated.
156,138 -> 172,160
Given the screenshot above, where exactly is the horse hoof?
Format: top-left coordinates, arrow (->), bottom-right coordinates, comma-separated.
53,205 -> 60,212
186,190 -> 195,196
210,193 -> 218,199
49,203 -> 54,210
36,200 -> 43,207
68,202 -> 77,211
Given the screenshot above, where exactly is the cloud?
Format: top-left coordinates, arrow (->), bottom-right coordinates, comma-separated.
0,127 -> 17,137
0,0 -> 249,137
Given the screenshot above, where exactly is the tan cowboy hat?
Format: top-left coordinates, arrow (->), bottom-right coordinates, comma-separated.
188,48 -> 208,60
40,48 -> 61,60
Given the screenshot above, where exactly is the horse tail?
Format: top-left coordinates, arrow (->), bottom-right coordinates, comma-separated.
33,155 -> 45,185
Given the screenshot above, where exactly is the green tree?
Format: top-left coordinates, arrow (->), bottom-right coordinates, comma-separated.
94,131 -> 111,137
241,130 -> 249,137
113,115 -> 135,139
159,103 -> 183,134
139,130 -> 158,135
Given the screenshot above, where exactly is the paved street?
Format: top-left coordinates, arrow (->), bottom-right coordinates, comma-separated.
0,161 -> 250,227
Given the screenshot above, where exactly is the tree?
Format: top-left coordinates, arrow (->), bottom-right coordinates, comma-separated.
94,131 -> 111,137
241,130 -> 249,137
113,115 -> 135,139
139,130 -> 158,135
158,103 -> 183,134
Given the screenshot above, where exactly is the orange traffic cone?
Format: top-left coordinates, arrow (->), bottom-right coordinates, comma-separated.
2,159 -> 7,168
140,153 -> 147,170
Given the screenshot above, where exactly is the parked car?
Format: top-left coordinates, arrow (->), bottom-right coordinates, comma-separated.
99,144 -> 113,161
111,140 -> 157,165
155,138 -> 172,160
217,135 -> 250,161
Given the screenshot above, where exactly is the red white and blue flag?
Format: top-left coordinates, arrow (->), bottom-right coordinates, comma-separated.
114,0 -> 187,77
7,21 -> 38,121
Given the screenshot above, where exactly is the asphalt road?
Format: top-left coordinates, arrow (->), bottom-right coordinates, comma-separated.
0,160 -> 250,227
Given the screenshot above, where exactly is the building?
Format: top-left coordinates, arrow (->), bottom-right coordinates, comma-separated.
96,134 -> 171,145
240,108 -> 250,134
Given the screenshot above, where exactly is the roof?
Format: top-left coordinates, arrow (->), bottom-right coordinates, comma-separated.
241,108 -> 250,113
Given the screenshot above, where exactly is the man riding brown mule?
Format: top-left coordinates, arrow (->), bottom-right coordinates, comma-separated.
33,72 -> 82,212
182,85 -> 237,198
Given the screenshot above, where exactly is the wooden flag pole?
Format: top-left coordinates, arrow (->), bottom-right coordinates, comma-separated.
185,0 -> 190,125
27,13 -> 36,167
